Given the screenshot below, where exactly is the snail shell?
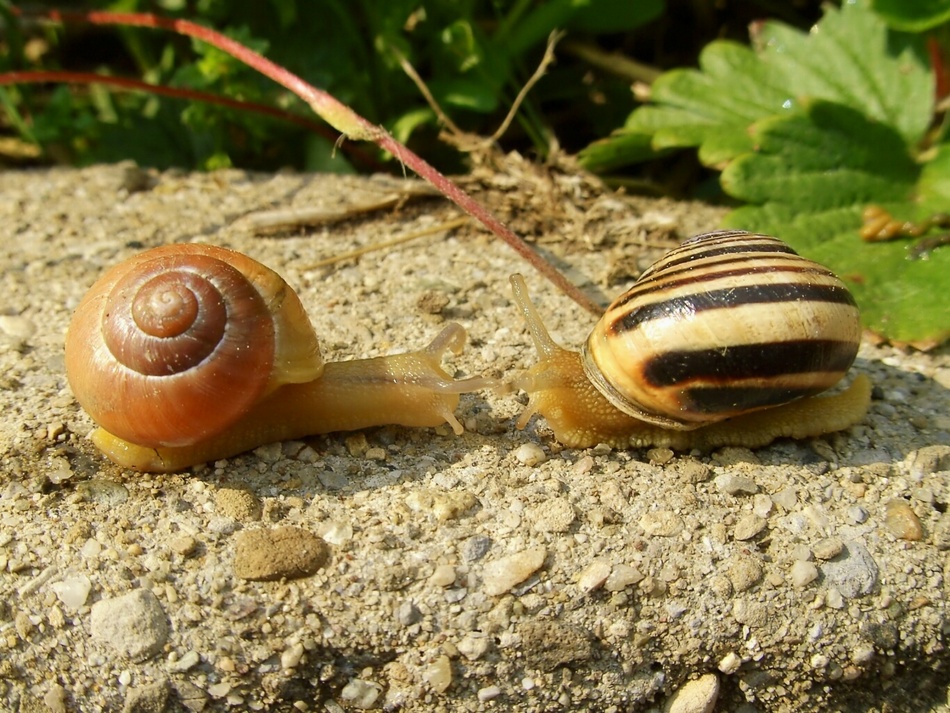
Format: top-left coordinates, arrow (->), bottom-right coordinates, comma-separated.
508,230 -> 870,450
582,230 -> 862,429
65,244 -> 322,448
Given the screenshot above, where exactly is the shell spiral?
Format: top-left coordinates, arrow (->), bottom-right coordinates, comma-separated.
582,230 -> 861,429
65,244 -> 322,448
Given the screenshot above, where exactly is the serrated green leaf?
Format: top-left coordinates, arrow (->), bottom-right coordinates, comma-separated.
721,101 -> 949,344
612,1 -> 933,172
871,0 -> 950,32
754,2 -> 932,145
723,102 -> 917,212
625,41 -> 795,165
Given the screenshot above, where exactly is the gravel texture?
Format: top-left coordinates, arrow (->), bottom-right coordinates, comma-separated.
0,163 -> 948,712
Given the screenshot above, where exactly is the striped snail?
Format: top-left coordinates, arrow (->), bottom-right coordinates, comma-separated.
65,244 -> 494,472
507,230 -> 872,450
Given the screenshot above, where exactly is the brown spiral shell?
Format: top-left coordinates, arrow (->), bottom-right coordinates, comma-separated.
65,244 -> 322,448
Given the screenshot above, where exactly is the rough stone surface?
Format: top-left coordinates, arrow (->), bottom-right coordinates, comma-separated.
1,166 -> 948,713
233,526 -> 329,581
89,589 -> 169,661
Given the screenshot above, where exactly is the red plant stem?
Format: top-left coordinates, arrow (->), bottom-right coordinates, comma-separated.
0,69 -> 384,171
25,7 -> 601,315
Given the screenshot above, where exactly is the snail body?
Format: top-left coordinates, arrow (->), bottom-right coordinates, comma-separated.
65,244 -> 494,472
508,230 -> 871,450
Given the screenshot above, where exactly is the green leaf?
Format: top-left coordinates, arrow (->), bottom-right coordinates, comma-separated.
615,0 -> 932,169
625,41 -> 793,166
508,0 -> 663,55
428,77 -> 499,113
753,2 -> 932,145
389,106 -> 436,145
567,0 -> 664,34
721,101 -> 950,344
870,0 -> 950,31
576,129 -> 660,173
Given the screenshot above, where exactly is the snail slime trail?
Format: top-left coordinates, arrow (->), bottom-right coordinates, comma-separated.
65,244 -> 497,472
507,230 -> 871,450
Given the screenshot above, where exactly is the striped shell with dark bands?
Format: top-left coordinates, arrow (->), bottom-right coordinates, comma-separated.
581,230 -> 861,430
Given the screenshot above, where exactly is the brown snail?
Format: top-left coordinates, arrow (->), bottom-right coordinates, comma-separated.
507,230 -> 872,450
65,244 -> 495,472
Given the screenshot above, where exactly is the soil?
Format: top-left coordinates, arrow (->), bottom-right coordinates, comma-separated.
0,162 -> 948,713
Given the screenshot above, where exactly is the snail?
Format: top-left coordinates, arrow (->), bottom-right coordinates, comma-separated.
506,230 -> 872,450
65,244 -> 495,472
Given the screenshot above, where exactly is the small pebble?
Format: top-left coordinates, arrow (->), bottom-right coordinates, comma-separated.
340,679 -> 381,709
803,504 -> 830,532
482,547 -> 546,596
46,457 -> 74,484
316,520 -> 353,546
208,682 -> 231,699
395,600 -> 421,626
790,560 -> 819,588
477,685 -> 502,702
647,447 -> 674,465
233,526 -> 329,581
515,442 -> 547,466
825,587 -> 845,609
430,564 -> 456,588
461,534 -> 492,562
639,510 -> 684,537
50,575 -> 92,610
529,497 -> 575,533
214,487 -> 262,521
90,589 -> 169,661
458,633 -> 490,660
906,445 -> 950,478
170,650 -> 200,672
43,684 -> 67,713
733,514 -> 767,541
76,480 -> 129,506
606,564 -> 644,591
821,541 -> 878,598
715,474 -> 758,496
751,494 -> 773,518
281,642 -> 305,669
718,652 -> 741,675
847,506 -> 869,524
663,673 -> 719,713
365,446 -> 387,461
0,315 -> 36,340
727,557 -> 763,593
251,441 -> 283,463
577,559 -> 612,594
812,536 -> 843,560
884,500 -> 923,540
423,654 -> 453,693
851,644 -> 875,665
168,535 -> 198,557
771,487 -> 798,510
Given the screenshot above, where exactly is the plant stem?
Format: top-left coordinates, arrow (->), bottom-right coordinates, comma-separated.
27,6 -> 601,315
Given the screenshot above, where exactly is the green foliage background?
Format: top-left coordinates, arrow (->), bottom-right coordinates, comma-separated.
1,0 -> 949,343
